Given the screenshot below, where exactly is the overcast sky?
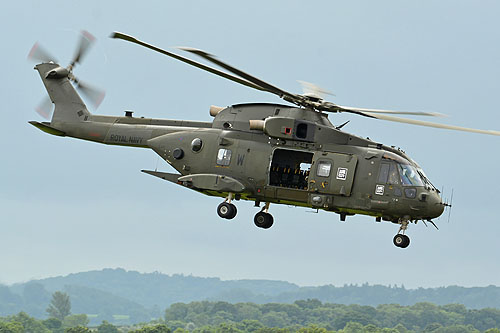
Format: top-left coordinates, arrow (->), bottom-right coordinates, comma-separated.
1,0 -> 499,289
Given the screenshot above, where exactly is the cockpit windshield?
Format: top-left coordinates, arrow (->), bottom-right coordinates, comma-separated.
379,158 -> 425,187
417,167 -> 437,190
398,164 -> 424,186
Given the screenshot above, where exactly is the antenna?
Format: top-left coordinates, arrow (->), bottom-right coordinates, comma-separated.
447,189 -> 454,223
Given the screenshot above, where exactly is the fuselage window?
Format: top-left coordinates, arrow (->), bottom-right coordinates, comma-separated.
191,138 -> 203,152
404,188 -> 417,198
216,148 -> 232,166
316,161 -> 332,177
378,163 -> 390,183
387,163 -> 400,185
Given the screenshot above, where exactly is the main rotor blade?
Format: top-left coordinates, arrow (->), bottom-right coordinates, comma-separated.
27,42 -> 58,63
298,80 -> 335,99
337,105 -> 445,117
110,32 -> 266,92
362,112 -> 500,136
71,30 -> 96,67
178,47 -> 298,101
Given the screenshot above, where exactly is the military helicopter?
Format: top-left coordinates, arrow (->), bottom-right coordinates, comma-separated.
28,31 -> 500,248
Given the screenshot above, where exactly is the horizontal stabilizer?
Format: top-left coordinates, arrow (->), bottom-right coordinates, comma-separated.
142,171 -> 246,193
178,174 -> 245,193
29,121 -> 66,136
141,170 -> 181,184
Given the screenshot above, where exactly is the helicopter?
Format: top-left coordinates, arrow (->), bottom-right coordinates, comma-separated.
28,31 -> 500,248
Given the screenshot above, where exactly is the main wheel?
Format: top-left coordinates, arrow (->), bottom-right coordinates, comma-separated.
254,212 -> 274,229
393,234 -> 410,248
217,202 -> 237,219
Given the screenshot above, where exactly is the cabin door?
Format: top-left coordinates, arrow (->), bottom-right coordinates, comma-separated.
309,152 -> 358,196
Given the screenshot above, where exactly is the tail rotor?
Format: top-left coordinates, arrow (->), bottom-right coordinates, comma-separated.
28,42 -> 58,64
28,30 -> 105,119
70,30 -> 96,69
34,97 -> 53,120
73,78 -> 106,108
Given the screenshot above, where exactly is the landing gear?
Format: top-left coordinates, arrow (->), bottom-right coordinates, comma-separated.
393,234 -> 410,248
217,202 -> 237,219
217,193 -> 237,219
254,202 -> 274,229
254,212 -> 273,229
393,218 -> 410,248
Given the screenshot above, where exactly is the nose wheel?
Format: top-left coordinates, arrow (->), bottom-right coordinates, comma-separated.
393,218 -> 410,248
393,234 -> 410,248
217,193 -> 237,219
254,202 -> 274,229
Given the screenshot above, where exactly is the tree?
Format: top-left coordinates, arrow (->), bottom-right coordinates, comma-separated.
65,327 -> 91,333
173,329 -> 189,333
339,322 -> 366,333
236,319 -> 264,332
215,322 -> 243,333
62,314 -> 89,328
46,291 -> 71,321
97,320 -> 119,333
130,324 -> 172,333
0,321 -> 24,333
296,325 -> 329,333
8,312 -> 50,333
42,317 -> 63,333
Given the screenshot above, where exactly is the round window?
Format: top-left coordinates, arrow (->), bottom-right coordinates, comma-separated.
191,138 -> 203,152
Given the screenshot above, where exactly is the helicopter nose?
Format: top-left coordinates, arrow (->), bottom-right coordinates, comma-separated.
426,191 -> 445,219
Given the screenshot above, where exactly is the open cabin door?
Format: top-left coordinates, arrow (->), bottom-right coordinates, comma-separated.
309,152 -> 358,196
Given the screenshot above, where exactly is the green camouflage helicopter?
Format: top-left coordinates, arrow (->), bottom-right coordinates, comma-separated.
28,31 -> 500,248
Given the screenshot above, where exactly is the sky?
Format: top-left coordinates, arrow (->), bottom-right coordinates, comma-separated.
1,0 -> 500,289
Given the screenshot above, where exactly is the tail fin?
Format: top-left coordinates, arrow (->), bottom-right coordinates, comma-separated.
35,63 -> 91,123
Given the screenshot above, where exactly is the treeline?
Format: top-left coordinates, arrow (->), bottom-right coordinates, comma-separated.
3,269 -> 500,327
0,312 -> 168,332
2,300 -> 500,332
3,269 -> 500,321
162,300 -> 500,332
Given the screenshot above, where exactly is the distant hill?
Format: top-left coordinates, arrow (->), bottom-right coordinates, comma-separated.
1,268 -> 500,326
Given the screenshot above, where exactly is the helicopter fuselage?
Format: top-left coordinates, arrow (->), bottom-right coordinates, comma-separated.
31,62 -> 443,226
31,60 -> 445,248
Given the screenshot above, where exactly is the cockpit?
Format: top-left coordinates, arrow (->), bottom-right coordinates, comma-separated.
377,153 -> 438,200
379,160 -> 423,187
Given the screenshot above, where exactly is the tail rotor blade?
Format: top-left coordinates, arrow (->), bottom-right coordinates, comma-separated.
28,42 -> 58,63
35,96 -> 53,119
70,30 -> 96,67
75,79 -> 105,108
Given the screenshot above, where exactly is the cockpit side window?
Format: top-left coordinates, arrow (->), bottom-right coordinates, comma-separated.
380,158 -> 424,187
378,163 -> 390,183
388,163 -> 400,185
398,164 -> 424,186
